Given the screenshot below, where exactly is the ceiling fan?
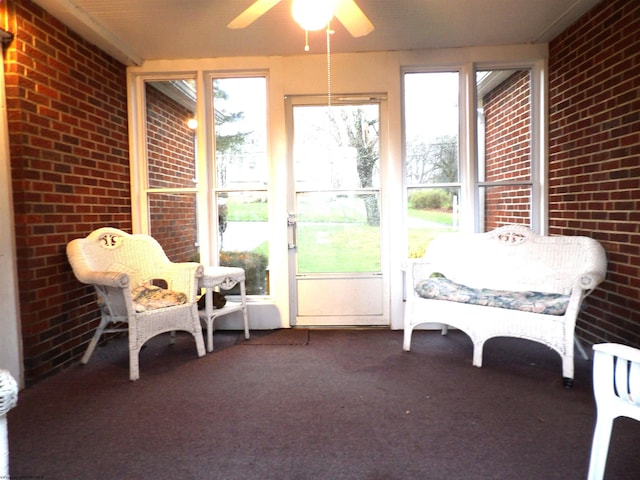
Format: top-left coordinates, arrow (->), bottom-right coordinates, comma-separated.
227,0 -> 375,38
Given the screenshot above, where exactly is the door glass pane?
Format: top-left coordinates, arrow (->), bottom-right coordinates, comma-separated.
145,79 -> 197,189
293,104 -> 380,190
213,77 -> 269,295
404,72 -> 460,257
296,192 -> 381,273
293,103 -> 381,274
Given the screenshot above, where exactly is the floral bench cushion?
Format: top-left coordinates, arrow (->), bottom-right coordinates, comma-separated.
415,276 -> 570,316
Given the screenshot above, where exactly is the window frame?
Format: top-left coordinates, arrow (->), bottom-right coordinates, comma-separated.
128,70 -> 273,295
401,60 -> 547,237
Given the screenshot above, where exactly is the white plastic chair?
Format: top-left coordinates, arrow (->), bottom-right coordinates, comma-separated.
67,227 -> 206,380
587,343 -> 640,480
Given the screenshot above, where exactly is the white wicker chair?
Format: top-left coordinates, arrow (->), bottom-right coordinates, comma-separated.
66,227 -> 206,381
0,370 -> 18,479
587,343 -> 640,480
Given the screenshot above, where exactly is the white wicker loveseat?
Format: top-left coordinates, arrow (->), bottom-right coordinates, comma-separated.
403,225 -> 607,387
67,227 -> 206,380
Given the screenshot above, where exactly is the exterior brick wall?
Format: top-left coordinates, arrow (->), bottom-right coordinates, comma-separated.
149,192 -> 199,262
549,0 -> 640,347
482,70 -> 532,230
4,0 -> 129,384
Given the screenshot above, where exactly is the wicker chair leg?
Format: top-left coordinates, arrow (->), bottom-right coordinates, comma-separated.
562,356 -> 574,388
402,327 -> 413,352
193,331 -> 206,357
81,317 -> 110,364
129,349 -> 140,381
575,337 -> 589,360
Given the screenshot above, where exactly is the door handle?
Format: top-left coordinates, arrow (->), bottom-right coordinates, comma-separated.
287,213 -> 297,250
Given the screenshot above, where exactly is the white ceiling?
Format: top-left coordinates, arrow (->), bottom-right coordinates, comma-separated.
32,0 -> 602,66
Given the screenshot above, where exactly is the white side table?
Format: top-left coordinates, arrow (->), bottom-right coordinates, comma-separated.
198,266 -> 249,352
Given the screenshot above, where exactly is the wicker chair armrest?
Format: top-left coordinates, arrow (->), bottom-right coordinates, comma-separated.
400,260 -> 416,272
401,260 -> 437,293
411,260 -> 439,282
578,270 -> 606,291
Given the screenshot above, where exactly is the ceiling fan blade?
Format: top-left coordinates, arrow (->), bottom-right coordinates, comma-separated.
227,0 -> 283,29
334,0 -> 374,37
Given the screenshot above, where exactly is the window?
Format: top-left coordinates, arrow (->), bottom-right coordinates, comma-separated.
137,75 -> 270,296
144,78 -> 199,263
212,77 -> 269,295
476,69 -> 533,230
403,71 -> 460,258
403,66 -> 542,257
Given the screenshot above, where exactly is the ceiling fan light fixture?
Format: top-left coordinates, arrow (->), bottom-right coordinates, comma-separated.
292,0 -> 336,31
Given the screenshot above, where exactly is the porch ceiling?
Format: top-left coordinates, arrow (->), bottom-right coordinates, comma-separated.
31,0 -> 603,66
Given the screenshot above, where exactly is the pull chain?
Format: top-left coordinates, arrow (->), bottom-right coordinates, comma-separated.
326,23 -> 332,107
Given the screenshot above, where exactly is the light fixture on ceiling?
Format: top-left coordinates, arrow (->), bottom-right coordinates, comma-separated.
291,0 -> 336,52
291,0 -> 336,32
290,0 -> 335,107
227,0 -> 374,40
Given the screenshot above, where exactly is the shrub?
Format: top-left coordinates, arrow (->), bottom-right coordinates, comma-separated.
220,250 -> 269,295
409,189 -> 451,210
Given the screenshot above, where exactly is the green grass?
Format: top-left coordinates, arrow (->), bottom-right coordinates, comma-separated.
407,208 -> 456,257
297,223 -> 380,272
408,208 -> 454,225
226,200 -> 268,221
225,200 -> 455,268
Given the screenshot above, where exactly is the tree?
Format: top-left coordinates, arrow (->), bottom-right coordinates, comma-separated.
214,79 -> 252,170
328,107 -> 380,226
406,135 -> 458,184
213,80 -> 252,242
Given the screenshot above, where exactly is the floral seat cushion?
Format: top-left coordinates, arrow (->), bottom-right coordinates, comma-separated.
131,283 -> 187,312
96,280 -> 188,314
415,276 -> 570,316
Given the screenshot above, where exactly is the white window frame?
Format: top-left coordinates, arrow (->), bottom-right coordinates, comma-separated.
401,60 -> 548,235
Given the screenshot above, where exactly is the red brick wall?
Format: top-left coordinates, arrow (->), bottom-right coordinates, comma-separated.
482,70 -> 532,230
4,0 -> 130,384
148,192 -> 199,262
549,0 -> 640,347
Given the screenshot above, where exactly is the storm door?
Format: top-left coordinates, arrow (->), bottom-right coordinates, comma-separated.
287,96 -> 387,326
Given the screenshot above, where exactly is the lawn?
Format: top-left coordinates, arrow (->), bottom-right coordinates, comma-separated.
225,198 -> 455,270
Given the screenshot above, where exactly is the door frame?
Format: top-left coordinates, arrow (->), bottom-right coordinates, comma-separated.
284,94 -> 390,327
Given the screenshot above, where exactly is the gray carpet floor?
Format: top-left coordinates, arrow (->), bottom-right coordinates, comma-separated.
7,328 -> 640,479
